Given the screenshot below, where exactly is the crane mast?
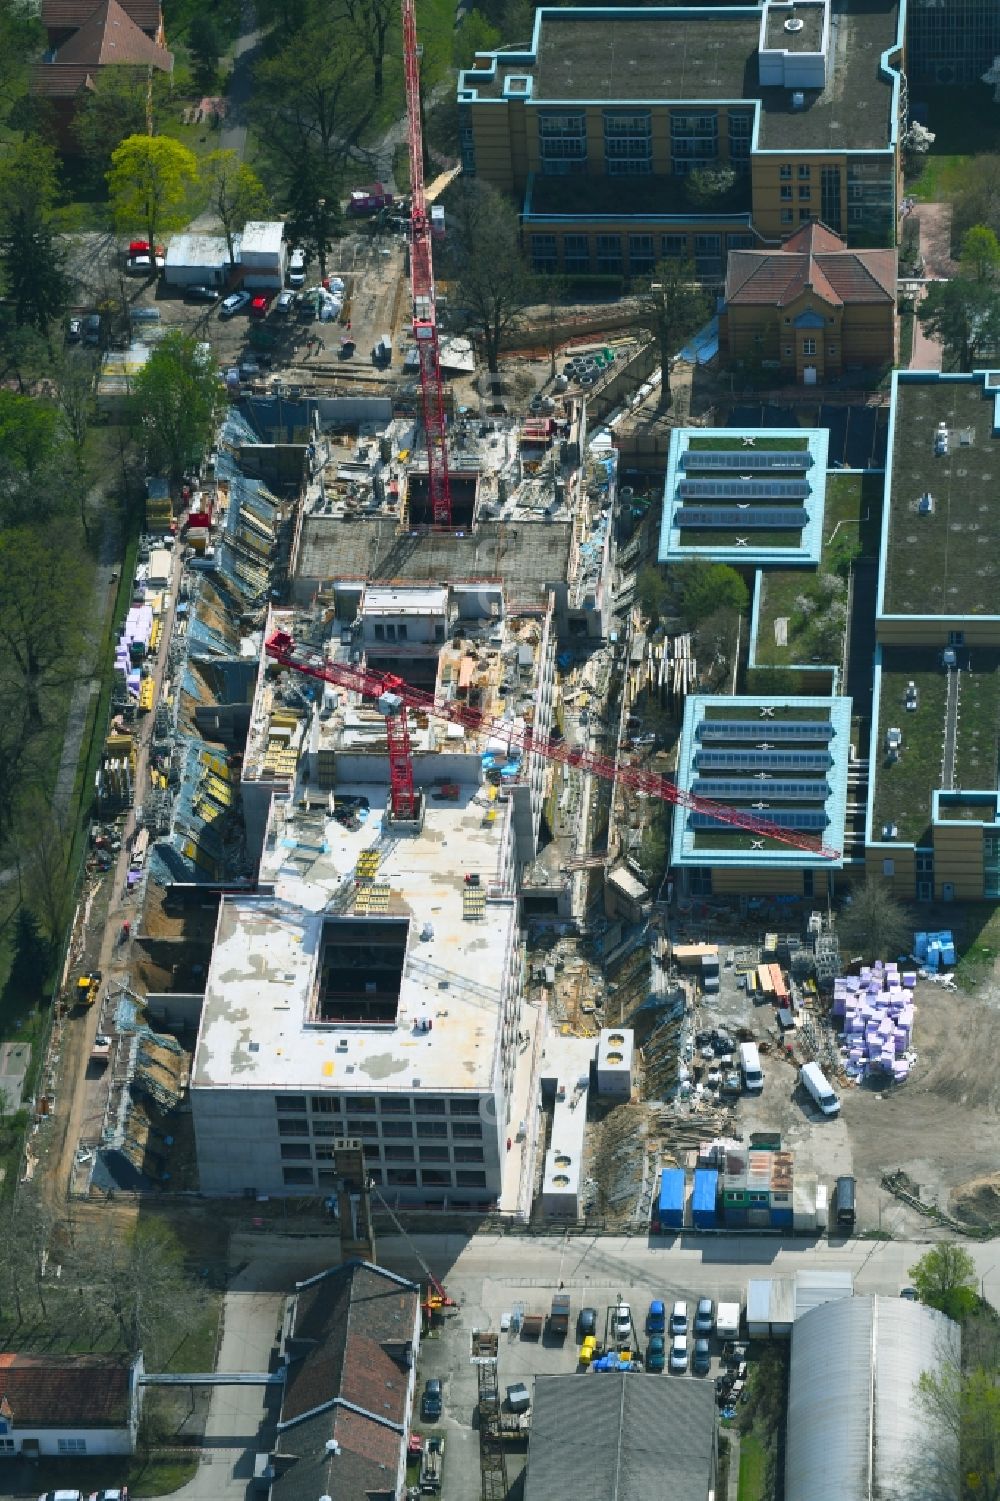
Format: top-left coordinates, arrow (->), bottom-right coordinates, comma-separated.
265,632 -> 841,859
401,0 -> 453,528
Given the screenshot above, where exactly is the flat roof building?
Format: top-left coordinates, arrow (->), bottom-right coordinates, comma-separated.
659,427 -> 830,566
459,0 -> 903,277
192,588 -> 556,1205
671,694 -> 852,896
867,370 -> 1000,899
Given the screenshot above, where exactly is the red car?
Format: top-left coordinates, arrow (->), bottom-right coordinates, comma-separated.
249,294 -> 272,320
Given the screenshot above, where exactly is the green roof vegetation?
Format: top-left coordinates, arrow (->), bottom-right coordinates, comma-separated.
686,435 -> 809,452
680,528 -> 803,549
872,647 -> 1000,844
755,473 -> 883,666
884,380 -> 1000,617
703,703 -> 831,722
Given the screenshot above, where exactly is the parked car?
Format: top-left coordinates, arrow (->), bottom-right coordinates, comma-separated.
613,1301 -> 632,1340
66,316 -> 82,342
125,252 -> 163,275
670,1300 -> 689,1336
287,246 -> 307,288
421,1377 -> 443,1421
647,1299 -> 666,1334
692,1338 -> 711,1376
668,1336 -> 689,1374
219,290 -> 252,318
186,285 -> 220,302
88,1491 -> 128,1501
646,1334 -> 665,1372
899,1286 -> 919,1301
81,312 -> 102,346
275,290 -> 296,314
694,1298 -> 715,1336
39,1492 -> 83,1501
577,1306 -> 598,1338
249,293 -> 272,320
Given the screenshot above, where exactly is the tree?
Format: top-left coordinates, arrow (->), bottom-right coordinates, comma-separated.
908,1244 -> 979,1323
638,813 -> 668,882
107,134 -> 199,260
72,66 -> 150,184
81,1217 -> 206,1361
454,9 -> 501,68
0,392 -> 59,475
200,150 -> 271,267
674,560 -> 748,629
448,181 -> 534,373
917,277 -> 1000,371
252,21 -> 367,191
961,224 -> 1000,284
632,259 -> 710,408
285,154 -> 342,277
4,908 -> 51,1005
342,0 -> 394,96
0,138 -> 68,335
188,10 -> 222,88
132,330 -> 226,482
0,526 -> 85,728
637,563 -> 669,623
16,794 -> 76,946
694,605 -> 742,688
916,1359 -> 1000,1501
837,876 -> 909,961
685,163 -> 738,208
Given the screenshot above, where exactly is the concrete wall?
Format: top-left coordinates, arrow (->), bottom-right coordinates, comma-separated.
144,992 -> 205,1033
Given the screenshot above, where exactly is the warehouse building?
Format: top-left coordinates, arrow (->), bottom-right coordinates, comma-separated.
786,1295 -> 960,1501
867,369 -> 1000,899
458,0 -> 903,275
523,1373 -> 718,1501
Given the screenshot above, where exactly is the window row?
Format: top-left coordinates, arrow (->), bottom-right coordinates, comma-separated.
280,1141 -> 485,1163
532,231 -> 752,276
278,1116 -> 484,1140
282,1166 -> 489,1189
779,163 -> 813,179
277,1094 -> 481,1116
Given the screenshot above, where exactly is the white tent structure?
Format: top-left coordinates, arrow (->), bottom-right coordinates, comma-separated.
785,1295 -> 961,1501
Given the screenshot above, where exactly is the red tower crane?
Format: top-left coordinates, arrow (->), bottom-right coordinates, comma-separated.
265,631 -> 841,859
401,0 -> 453,528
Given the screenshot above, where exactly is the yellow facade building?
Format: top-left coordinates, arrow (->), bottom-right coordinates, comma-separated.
457,0 -> 904,276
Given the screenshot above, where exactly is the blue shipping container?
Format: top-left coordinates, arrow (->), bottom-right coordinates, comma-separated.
692,1168 -> 719,1229
723,1205 -> 748,1228
657,1168 -> 686,1229
770,1207 -> 793,1228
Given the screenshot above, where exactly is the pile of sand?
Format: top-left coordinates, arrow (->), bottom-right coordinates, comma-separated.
950,1172 -> 1000,1229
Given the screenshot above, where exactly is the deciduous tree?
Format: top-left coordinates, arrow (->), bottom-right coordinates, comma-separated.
961,224 -> 1000,284
132,330 -> 226,482
632,258 -> 710,408
73,67 -> 151,183
673,559 -> 748,629
916,1359 -> 1000,1501
285,154 -> 342,277
908,1244 -> 979,1323
107,134 -> 199,259
342,0 -> 394,96
82,1218 -> 206,1361
448,180 -> 534,373
188,10 -> 222,88
837,876 -> 909,962
917,277 -> 1000,371
0,526 -> 86,728
252,21 -> 367,190
0,138 -> 68,334
200,150 -> 271,266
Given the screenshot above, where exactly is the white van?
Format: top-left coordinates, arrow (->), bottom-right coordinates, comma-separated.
739,1041 -> 764,1093
287,247 -> 306,288
801,1061 -> 840,1117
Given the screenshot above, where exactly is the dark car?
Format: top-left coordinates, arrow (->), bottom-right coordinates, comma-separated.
577,1306 -> 598,1338
693,1339 -> 711,1376
421,1377 -> 443,1421
693,1298 -> 715,1336
186,285 -> 220,302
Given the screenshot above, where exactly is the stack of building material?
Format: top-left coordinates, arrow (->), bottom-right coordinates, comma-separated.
833,962 -> 917,1082
117,604 -> 154,696
914,929 -> 955,970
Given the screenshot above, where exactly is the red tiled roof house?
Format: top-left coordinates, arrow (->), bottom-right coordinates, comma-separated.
31,0 -> 172,151
719,222 -> 897,384
0,1353 -> 143,1457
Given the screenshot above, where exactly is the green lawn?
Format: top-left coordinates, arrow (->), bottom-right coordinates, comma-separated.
905,85 -> 1000,204
898,304 -> 914,368
872,647 -> 951,844
737,1433 -> 767,1501
754,473 -> 883,668
955,656 -> 1000,788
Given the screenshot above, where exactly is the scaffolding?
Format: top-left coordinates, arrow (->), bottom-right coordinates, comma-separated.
476,1357 -> 508,1501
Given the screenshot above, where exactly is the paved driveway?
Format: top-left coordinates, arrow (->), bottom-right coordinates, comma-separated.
170,1272 -> 284,1501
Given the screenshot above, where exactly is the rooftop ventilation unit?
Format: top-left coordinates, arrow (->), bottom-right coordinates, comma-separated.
791,90 -> 806,109
918,492 -> 934,513
784,16 -> 804,29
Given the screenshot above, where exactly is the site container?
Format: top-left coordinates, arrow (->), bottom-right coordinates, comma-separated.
692,1169 -> 718,1230
656,1168 -> 685,1230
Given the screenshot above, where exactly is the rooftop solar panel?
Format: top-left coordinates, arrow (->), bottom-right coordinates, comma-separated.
678,479 -> 810,500
675,506 -> 809,529
679,450 -> 813,472
697,720 -> 834,742
692,779 -> 830,801
690,808 -> 829,830
694,749 -> 833,771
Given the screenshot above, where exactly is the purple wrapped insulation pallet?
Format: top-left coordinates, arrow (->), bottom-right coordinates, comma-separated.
692,1168 -> 718,1229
